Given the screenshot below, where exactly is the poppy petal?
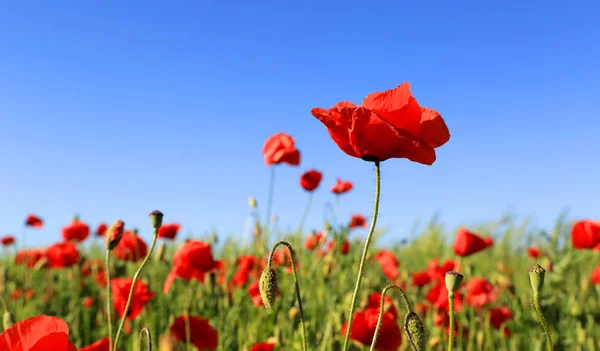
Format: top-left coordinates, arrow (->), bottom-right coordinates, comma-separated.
361,82 -> 422,135
311,101 -> 358,158
418,107 -> 450,148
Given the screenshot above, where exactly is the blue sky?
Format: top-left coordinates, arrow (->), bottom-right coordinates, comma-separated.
1,1 -> 598,248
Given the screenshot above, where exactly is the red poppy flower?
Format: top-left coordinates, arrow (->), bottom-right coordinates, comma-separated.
250,342 -> 276,351
350,214 -> 367,229
412,271 -> 432,287
453,227 -> 493,257
262,133 -> 301,166
465,278 -> 496,308
80,337 -> 112,351
82,297 -> 95,308
163,241 -> 219,294
15,249 -> 45,268
327,239 -> 350,255
25,214 -> 43,228
364,292 -> 399,319
528,246 -> 542,258
1,235 -> 15,246
95,223 -> 108,237
61,217 -> 90,243
231,255 -> 259,287
111,278 -> 154,320
331,178 -> 353,194
376,250 -> 399,280
158,223 -> 181,240
169,315 -> 218,350
0,315 -> 77,351
113,231 -> 148,261
427,259 -> 456,281
425,281 -> 463,313
304,232 -> 324,250
311,83 -> 450,164
248,280 -> 280,307
489,307 -> 513,337
571,219 -> 600,250
591,265 -> 600,285
341,307 -> 402,351
300,169 -> 323,192
45,242 -> 79,268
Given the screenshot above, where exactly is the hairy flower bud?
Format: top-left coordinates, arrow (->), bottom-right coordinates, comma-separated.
259,268 -> 278,308
155,242 -> 167,262
404,311 -> 426,351
105,220 -> 125,251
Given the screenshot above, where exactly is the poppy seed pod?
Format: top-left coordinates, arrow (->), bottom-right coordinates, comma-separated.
149,210 -> 164,229
529,263 -> 546,293
445,271 -> 464,293
259,268 -> 278,308
105,220 -> 125,251
248,196 -> 257,209
404,311 -> 427,351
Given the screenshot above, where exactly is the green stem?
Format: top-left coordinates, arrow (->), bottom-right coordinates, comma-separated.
448,292 -> 456,351
105,249 -> 113,350
342,161 -> 381,351
138,327 -> 152,351
267,241 -> 308,351
112,228 -> 159,351
533,291 -> 553,351
297,192 -> 313,234
264,166 -> 276,238
370,284 -> 413,351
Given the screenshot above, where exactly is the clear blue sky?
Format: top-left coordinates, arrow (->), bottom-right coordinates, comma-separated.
1,1 -> 598,248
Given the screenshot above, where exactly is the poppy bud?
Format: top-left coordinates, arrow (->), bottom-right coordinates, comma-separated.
154,242 -> 167,262
3,310 -> 14,329
476,330 -> 484,350
288,306 -> 300,322
529,264 -> 546,293
33,257 -> 47,271
105,220 -> 125,251
248,196 -> 257,209
404,312 -> 426,351
259,268 -> 278,308
445,271 -> 464,293
149,210 -> 164,229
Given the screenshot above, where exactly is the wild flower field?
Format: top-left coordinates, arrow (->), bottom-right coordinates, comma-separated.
1,83 -> 599,351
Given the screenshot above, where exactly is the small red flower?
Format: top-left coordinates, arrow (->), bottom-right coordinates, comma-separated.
331,178 -> 353,194
304,232 -> 324,250
15,249 -> 45,268
95,223 -> 108,237
350,214 -> 367,229
425,281 -> 463,313
376,250 -> 399,280
327,239 -> 350,255
412,271 -> 432,287
82,297 -> 95,308
158,223 -> 181,240
311,82 -> 450,164
465,278 -> 496,308
111,278 -> 154,320
528,246 -> 542,258
231,255 -> 260,287
45,242 -> 79,268
249,342 -> 276,351
0,315 -> 77,351
1,235 -> 15,246
300,169 -> 323,192
571,219 -> 600,250
25,214 -> 44,228
365,292 -> 399,319
262,133 -> 301,166
489,307 -> 513,337
80,337 -> 112,351
427,259 -> 456,281
169,315 -> 218,350
61,217 -> 90,243
453,227 -> 493,257
113,231 -> 148,261
341,307 -> 402,351
591,265 -> 600,285
163,241 -> 219,294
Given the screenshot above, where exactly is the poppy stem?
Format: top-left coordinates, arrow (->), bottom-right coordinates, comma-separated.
105,248 -> 113,350
448,292 -> 456,351
267,241 -> 308,351
342,161 -> 381,351
533,291 -> 553,351
112,227 -> 159,351
370,284 -> 417,351
138,327 -> 152,351
297,192 -> 313,234
264,165 -> 276,239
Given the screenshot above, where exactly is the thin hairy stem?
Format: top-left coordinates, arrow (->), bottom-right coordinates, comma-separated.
105,249 -> 113,350
267,241 -> 308,351
297,192 -> 313,234
138,327 -> 152,351
342,161 -> 381,351
448,292 -> 456,351
264,166 -> 276,237
533,291 -> 553,351
370,284 -> 413,351
112,228 -> 159,351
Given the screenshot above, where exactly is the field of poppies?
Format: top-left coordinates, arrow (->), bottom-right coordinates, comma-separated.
2,83 -> 600,351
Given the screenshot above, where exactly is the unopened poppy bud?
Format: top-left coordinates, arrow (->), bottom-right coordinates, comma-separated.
266,336 -> 279,346
529,264 -> 545,293
3,310 -> 14,329
154,242 -> 167,262
149,210 -> 164,229
288,306 -> 300,321
105,220 -> 125,251
259,268 -> 278,308
445,271 -> 464,293
404,312 -> 427,351
476,330 -> 484,350
248,196 -> 257,209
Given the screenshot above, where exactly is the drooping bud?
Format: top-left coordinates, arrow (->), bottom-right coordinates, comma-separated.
248,196 -> 257,209
105,220 -> 125,251
154,242 -> 167,262
445,271 -> 464,293
529,264 -> 546,293
259,268 -> 278,308
149,210 -> 164,229
404,311 -> 427,351
3,310 -> 14,329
